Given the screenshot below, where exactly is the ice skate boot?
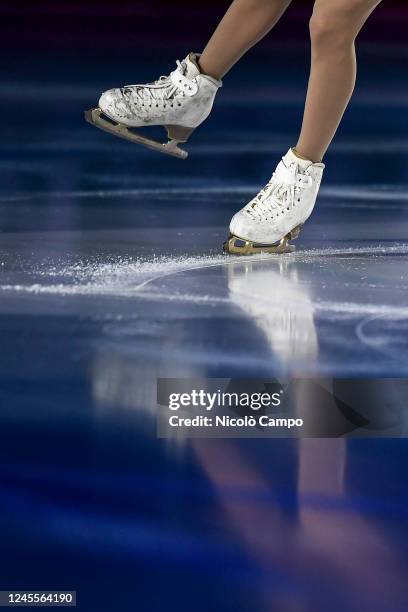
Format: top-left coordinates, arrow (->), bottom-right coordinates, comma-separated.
85,53 -> 222,159
224,149 -> 325,254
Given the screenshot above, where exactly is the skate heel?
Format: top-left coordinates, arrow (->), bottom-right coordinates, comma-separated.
288,224 -> 303,240
165,125 -> 195,143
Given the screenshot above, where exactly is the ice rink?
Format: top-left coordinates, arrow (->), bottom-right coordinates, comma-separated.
1,3 -> 408,610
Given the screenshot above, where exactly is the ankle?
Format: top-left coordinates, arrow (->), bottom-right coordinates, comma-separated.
197,57 -> 223,81
292,146 -> 322,164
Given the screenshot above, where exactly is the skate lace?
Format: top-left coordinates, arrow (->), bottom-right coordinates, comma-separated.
244,162 -> 312,221
121,59 -> 194,108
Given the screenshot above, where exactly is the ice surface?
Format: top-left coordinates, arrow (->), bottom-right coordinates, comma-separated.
1,225 -> 407,377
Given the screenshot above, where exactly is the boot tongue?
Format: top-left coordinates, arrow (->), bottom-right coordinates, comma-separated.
184,53 -> 201,79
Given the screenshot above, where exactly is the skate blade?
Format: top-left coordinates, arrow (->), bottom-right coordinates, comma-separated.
84,108 -> 189,160
223,225 -> 303,256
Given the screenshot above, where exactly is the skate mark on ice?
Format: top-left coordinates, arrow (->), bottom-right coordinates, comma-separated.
355,315 -> 408,361
1,244 -> 408,310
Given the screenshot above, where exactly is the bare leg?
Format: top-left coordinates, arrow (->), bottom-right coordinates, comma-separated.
296,0 -> 383,162
199,0 -> 293,80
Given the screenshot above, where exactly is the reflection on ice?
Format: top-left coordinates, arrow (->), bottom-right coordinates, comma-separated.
191,436 -> 407,612
228,259 -> 318,368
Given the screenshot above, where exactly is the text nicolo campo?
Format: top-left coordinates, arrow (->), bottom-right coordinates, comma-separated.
166,390 -> 304,429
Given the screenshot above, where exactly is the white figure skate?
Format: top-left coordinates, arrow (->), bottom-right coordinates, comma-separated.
224,149 -> 325,254
85,53 -> 222,159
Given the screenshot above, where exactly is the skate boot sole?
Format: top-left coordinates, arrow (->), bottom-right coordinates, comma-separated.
223,225 -> 303,255
84,108 -> 192,160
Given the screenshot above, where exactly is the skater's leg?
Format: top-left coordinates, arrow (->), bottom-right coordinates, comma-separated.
295,0 -> 382,162
199,0 -> 293,80
93,0 -> 292,154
